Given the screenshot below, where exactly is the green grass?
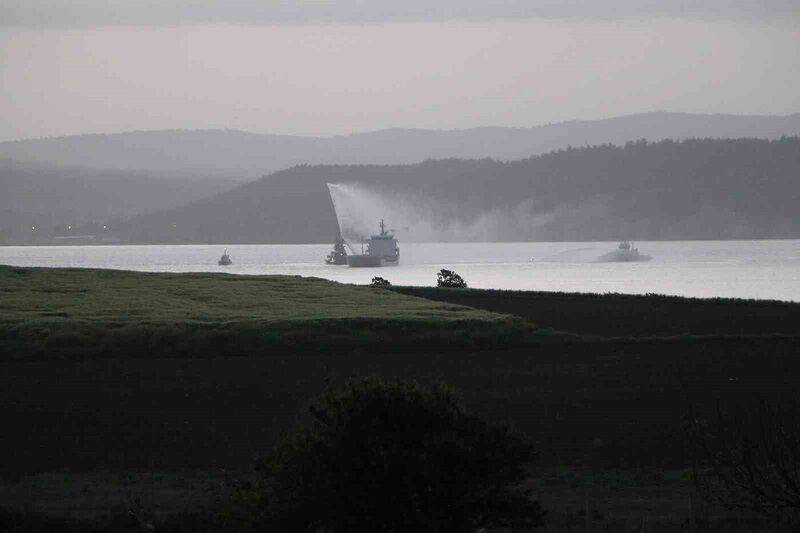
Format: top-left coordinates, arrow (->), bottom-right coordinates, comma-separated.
0,265 -> 531,358
0,265 -> 494,322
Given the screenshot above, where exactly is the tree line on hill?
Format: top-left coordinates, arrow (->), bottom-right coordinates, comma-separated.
3,112 -> 800,245
109,137 -> 800,243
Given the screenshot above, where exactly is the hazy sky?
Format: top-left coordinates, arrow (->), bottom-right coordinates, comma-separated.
1,1 -> 798,141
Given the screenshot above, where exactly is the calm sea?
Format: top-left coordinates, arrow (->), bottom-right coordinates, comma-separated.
1,240 -> 799,302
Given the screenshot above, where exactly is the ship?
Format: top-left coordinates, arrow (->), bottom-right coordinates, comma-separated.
325,235 -> 349,265
597,241 -> 651,262
347,219 -> 400,267
218,248 -> 232,265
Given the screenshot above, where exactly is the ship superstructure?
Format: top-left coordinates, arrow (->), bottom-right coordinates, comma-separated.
347,219 -> 400,267
597,241 -> 652,262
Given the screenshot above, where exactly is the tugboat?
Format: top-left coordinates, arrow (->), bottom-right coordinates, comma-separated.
218,248 -> 232,266
325,235 -> 349,265
347,219 -> 400,267
597,241 -> 651,262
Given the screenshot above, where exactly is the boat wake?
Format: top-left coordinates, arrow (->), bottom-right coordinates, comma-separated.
537,247 -> 606,263
537,243 -> 653,263
595,251 -> 652,263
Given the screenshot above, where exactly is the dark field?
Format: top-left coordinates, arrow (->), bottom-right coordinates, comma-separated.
2,266 -> 799,530
390,285 -> 800,337
2,337 -> 798,475
0,468 -> 786,532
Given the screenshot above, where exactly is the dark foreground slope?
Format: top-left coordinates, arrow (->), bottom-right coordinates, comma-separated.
390,286 -> 800,337
1,266 -> 799,476
112,137 -> 800,243
1,336 -> 798,477
2,267 -> 799,530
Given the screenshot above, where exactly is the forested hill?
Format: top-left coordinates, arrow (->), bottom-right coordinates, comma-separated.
1,112 -> 798,179
112,137 -> 800,244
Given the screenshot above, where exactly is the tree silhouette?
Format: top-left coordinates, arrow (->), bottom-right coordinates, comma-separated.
437,269 -> 467,288
369,276 -> 392,288
689,399 -> 800,526
254,377 -> 543,532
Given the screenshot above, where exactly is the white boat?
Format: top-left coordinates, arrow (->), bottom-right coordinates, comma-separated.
347,220 -> 399,268
597,241 -> 652,262
218,248 -> 232,266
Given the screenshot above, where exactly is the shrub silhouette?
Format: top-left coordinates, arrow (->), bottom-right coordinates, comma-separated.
690,399 -> 800,526
254,377 -> 543,532
437,269 -> 467,288
370,276 -> 392,288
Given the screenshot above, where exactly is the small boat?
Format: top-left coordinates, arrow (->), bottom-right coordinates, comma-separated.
597,241 -> 651,262
347,219 -> 400,268
218,248 -> 232,266
325,235 -> 349,265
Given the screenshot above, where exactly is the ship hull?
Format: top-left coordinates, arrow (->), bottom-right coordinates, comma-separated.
325,253 -> 348,265
597,250 -> 651,262
347,255 -> 399,268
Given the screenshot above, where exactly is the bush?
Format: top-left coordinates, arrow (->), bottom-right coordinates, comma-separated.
254,377 -> 543,532
437,269 -> 467,288
690,399 -> 800,526
370,276 -> 392,288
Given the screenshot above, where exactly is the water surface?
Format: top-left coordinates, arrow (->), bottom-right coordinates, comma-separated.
1,240 -> 798,301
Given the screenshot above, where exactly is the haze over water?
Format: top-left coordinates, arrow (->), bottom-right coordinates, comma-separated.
2,240 -> 798,302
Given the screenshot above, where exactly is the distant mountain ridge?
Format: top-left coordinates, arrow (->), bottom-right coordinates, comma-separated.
108,137 -> 800,244
1,112 -> 798,179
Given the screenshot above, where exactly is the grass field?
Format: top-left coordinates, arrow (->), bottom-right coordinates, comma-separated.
0,265 -> 496,323
2,265 -> 799,531
0,265 -> 531,358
